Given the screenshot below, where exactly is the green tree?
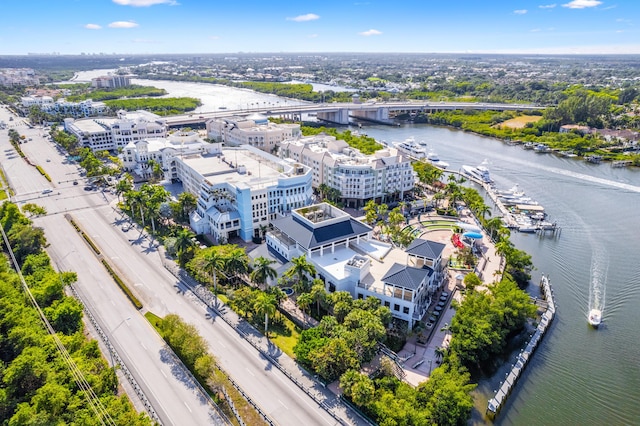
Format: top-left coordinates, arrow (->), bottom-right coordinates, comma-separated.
310,337 -> 359,382
22,203 -> 47,217
177,191 -> 197,222
174,228 -> 197,267
309,280 -> 327,317
254,293 -> 277,337
249,256 -> 278,289
284,255 -> 316,294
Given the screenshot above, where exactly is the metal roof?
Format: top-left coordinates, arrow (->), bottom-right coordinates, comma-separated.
381,263 -> 433,290
405,238 -> 445,260
271,215 -> 372,250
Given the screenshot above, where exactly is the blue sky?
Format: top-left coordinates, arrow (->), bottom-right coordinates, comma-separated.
1,0 -> 639,55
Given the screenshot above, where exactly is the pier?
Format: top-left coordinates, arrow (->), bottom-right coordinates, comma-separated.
486,274 -> 557,419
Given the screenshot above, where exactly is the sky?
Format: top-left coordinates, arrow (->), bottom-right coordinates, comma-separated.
1,0 -> 640,55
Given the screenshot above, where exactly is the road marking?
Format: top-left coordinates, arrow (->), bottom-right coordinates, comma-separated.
140,341 -> 147,350
278,399 -> 289,410
161,370 -> 167,378
183,401 -> 192,413
245,368 -> 255,377
110,300 -> 116,306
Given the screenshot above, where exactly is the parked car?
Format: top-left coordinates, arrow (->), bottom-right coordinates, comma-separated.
41,189 -> 53,194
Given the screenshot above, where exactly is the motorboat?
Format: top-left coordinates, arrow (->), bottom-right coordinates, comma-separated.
533,143 -> 552,153
426,150 -> 449,169
394,137 -> 427,159
497,184 -> 525,198
461,162 -> 492,183
588,309 -> 602,328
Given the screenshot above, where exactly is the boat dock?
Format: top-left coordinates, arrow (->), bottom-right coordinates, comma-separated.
486,274 -> 557,420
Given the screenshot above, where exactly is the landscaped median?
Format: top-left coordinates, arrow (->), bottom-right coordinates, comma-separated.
35,165 -> 52,182
65,214 -> 142,310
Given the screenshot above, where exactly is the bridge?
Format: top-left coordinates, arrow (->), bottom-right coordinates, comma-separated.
164,101 -> 545,127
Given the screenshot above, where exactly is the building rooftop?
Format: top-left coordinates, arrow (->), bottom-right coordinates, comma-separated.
381,263 -> 433,290
181,145 -> 308,191
68,118 -> 117,133
405,239 -> 445,260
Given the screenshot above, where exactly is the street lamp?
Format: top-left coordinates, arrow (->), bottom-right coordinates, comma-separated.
428,359 -> 433,375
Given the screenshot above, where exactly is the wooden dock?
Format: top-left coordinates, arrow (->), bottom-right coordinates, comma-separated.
486,274 -> 556,419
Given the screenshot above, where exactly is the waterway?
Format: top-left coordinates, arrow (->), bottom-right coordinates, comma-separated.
358,124 -> 640,425
69,70 -> 640,424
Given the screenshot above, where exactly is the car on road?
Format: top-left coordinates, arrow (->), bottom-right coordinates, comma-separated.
73,181 -> 78,185
41,189 -> 53,194
46,158 -> 51,162
83,186 -> 93,191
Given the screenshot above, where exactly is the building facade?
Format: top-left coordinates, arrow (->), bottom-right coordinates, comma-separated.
179,145 -> 313,243
267,203 -> 445,328
91,75 -> 132,89
120,131 -> 221,182
206,114 -> 300,153
64,110 -> 168,151
279,135 -> 416,208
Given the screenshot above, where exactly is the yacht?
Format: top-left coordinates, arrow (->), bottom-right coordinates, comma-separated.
394,137 -> 427,159
426,150 -> 449,169
461,162 -> 492,183
588,309 -> 602,328
497,184 -> 525,198
533,143 -> 552,153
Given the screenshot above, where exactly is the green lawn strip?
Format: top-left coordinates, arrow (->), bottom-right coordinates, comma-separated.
101,259 -> 143,310
268,315 -> 302,359
35,165 -> 52,182
144,312 -> 268,426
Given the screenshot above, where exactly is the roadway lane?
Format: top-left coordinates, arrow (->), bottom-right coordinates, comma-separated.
41,213 -> 225,426
1,121 -> 227,425
74,205 -> 346,426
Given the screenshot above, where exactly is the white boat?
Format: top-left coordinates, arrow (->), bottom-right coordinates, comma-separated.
426,150 -> 449,169
533,143 -> 552,153
497,184 -> 525,198
394,137 -> 427,159
461,163 -> 492,183
588,309 -> 602,327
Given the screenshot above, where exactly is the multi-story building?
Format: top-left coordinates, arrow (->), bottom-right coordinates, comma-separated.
64,110 -> 168,151
179,145 -> 313,243
120,131 -> 220,182
279,135 -> 416,208
206,114 -> 300,153
91,75 -> 132,89
21,96 -> 107,118
0,68 -> 39,86
267,203 -> 445,328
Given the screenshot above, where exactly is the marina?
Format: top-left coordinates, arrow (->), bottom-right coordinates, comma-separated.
486,274 -> 557,419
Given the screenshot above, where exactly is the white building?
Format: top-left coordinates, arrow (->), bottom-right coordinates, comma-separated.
91,75 -> 132,89
267,203 -> 445,328
279,135 -> 416,208
206,114 -> 300,153
21,95 -> 55,108
64,110 -> 168,152
179,145 -> 313,243
0,68 -> 39,86
120,131 -> 221,182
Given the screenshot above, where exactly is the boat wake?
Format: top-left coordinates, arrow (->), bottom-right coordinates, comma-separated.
588,245 -> 608,327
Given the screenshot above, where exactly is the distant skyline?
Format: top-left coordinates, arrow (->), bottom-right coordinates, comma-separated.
2,0 -> 640,55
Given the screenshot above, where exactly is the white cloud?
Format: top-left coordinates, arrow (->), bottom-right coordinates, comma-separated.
113,0 -> 178,6
108,21 -> 139,28
562,0 -> 602,9
359,29 -> 382,36
84,24 -> 102,30
539,4 -> 557,8
514,9 -> 528,14
287,13 -> 320,22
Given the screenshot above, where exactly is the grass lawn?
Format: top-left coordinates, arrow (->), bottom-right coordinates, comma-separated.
498,115 -> 542,129
144,311 -> 163,331
268,315 -> 302,359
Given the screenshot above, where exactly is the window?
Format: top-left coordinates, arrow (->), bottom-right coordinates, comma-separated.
394,304 -> 400,312
403,306 -> 409,314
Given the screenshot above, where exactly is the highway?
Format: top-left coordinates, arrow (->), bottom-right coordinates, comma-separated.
0,106 -> 227,426
0,106 -> 359,425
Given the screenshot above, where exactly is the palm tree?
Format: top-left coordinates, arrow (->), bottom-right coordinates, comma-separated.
284,255 -> 316,294
296,292 -> 313,319
309,280 -> 327,317
434,346 -> 447,364
254,293 -> 277,338
174,228 -> 196,267
250,256 -> 278,289
115,173 -> 133,202
224,247 -> 250,284
202,249 -> 225,297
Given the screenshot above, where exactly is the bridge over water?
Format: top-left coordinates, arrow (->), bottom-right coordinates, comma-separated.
165,101 -> 545,127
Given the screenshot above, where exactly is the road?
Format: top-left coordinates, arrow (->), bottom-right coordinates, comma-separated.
0,107 -> 226,426
0,107 -> 360,426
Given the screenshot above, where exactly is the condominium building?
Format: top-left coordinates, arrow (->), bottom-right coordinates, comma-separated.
64,110 -> 168,151
120,131 -> 220,182
178,145 -> 313,243
266,203 -> 445,328
206,114 -> 300,153
21,96 -> 107,118
0,68 -> 39,86
91,75 -> 132,89
279,135 -> 416,208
